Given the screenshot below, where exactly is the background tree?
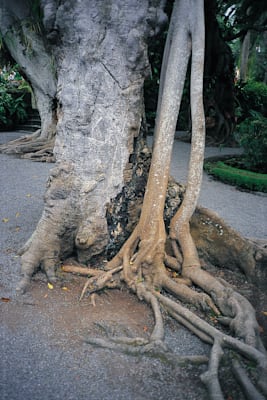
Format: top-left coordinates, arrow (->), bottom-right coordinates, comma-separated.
0,0 -> 57,159
0,1 -> 267,399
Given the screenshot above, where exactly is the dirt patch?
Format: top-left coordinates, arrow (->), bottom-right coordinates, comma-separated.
2,273 -> 155,344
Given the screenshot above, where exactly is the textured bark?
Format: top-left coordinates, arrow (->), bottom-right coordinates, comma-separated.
14,0 -> 167,286
0,0 -> 57,159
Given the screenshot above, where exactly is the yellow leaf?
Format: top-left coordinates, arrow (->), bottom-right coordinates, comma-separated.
2,218 -> 9,223
26,193 -> 32,197
62,286 -> 69,291
47,283 -> 54,290
15,212 -> 20,218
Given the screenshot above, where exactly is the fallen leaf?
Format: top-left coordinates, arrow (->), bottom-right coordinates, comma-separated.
262,311 -> 267,316
2,218 -> 9,223
61,286 -> 69,291
47,283 -> 54,290
26,193 -> 32,197
44,294 -> 48,298
15,227 -> 21,232
1,297 -> 11,302
143,325 -> 148,332
15,212 -> 20,218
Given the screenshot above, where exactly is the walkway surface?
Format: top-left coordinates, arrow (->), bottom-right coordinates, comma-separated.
0,131 -> 266,400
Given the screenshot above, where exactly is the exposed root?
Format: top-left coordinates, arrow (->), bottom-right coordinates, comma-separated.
76,233 -> 267,399
232,359 -> 266,400
61,263 -> 103,277
200,339 -> 224,400
84,336 -> 208,365
0,131 -> 55,162
79,266 -> 122,301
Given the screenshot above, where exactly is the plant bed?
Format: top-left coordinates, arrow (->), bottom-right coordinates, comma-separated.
204,156 -> 267,193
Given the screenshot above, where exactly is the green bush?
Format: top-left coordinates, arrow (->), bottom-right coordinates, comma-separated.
235,110 -> 267,173
236,80 -> 267,119
204,161 -> 267,192
0,66 -> 28,129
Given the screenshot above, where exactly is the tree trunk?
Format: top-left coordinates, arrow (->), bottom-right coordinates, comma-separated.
240,31 -> 251,82
15,0 -> 167,284
0,0 -> 57,160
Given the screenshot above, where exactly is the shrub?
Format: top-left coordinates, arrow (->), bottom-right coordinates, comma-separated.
0,66 -> 28,129
236,80 -> 267,120
235,110 -> 267,173
204,161 -> 267,193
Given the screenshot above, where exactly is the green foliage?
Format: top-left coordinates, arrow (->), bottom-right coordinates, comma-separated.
235,111 -> 267,172
236,80 -> 267,118
204,161 -> 267,193
0,66 -> 28,129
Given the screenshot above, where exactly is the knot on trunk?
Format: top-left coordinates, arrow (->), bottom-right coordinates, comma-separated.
75,217 -> 109,263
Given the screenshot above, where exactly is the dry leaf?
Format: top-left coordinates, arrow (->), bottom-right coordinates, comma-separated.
262,311 -> 267,316
143,325 -> 148,332
1,297 -> 10,302
2,218 -> 9,223
62,286 -> 69,291
26,193 -> 32,198
15,212 -> 20,218
15,227 -> 21,232
47,283 -> 54,290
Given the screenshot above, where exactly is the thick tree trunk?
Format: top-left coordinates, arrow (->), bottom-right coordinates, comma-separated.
16,0 -> 166,285
0,0 -> 57,159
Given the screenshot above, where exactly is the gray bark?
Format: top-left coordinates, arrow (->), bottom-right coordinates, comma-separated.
0,0 -> 57,138
15,0 -> 167,281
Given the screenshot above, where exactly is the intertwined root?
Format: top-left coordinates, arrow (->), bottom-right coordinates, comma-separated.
76,225 -> 267,400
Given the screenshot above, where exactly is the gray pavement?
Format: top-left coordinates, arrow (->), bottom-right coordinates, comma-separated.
1,131 -> 266,400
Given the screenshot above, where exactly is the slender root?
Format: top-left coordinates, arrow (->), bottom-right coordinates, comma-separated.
84,336 -> 208,365
79,266 -> 123,301
154,291 -> 267,395
200,339 -> 224,400
232,359 -> 266,400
